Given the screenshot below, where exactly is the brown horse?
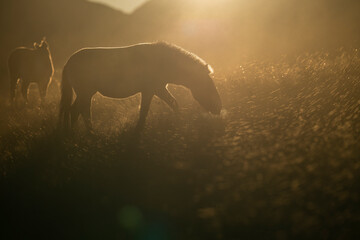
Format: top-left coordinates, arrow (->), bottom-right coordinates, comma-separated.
8,38 -> 54,104
59,42 -> 222,131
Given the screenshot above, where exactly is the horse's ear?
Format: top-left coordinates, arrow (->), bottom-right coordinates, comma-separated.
40,37 -> 48,48
41,41 -> 48,48
207,64 -> 214,74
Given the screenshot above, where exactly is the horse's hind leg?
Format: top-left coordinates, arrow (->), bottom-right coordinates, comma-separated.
38,81 -> 48,105
135,92 -> 153,131
21,80 -> 30,104
155,86 -> 179,112
9,75 -> 18,104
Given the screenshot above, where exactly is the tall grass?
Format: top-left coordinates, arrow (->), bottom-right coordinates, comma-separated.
1,49 -> 360,239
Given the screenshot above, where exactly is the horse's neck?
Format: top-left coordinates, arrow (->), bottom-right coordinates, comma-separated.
38,49 -> 52,62
36,49 -> 53,71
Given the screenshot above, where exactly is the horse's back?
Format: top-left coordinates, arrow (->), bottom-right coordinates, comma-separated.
65,43 -> 181,81
8,48 -> 32,68
67,44 -> 156,67
9,47 -> 52,80
64,44 -> 169,97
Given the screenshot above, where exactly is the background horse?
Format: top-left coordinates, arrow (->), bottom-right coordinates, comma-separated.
8,38 -> 54,104
59,42 -> 222,131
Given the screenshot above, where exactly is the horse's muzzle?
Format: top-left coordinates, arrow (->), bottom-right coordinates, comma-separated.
210,109 -> 221,115
209,102 -> 222,115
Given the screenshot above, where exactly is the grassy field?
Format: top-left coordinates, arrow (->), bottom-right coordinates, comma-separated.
1,49 -> 360,239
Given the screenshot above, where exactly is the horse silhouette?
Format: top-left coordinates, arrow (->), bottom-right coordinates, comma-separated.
59,42 -> 222,131
8,38 -> 54,104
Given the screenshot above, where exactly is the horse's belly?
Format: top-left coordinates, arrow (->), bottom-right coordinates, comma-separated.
98,87 -> 139,99
18,61 -> 51,81
96,78 -> 144,99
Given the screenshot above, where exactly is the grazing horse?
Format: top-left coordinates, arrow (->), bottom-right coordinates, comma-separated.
8,38 -> 54,104
59,42 -> 222,131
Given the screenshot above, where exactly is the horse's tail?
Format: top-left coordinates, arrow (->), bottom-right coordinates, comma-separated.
8,50 -> 19,103
58,67 -> 73,129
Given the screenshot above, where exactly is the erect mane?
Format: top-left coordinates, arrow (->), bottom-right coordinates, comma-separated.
155,42 -> 213,74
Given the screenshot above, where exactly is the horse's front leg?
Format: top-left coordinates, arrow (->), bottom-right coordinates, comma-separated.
38,80 -> 49,106
155,86 -> 179,112
135,92 -> 153,131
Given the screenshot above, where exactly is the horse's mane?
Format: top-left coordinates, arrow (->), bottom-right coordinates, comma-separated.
155,42 -> 213,74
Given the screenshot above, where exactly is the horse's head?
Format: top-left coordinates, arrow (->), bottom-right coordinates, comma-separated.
190,67 -> 222,115
33,38 -> 49,51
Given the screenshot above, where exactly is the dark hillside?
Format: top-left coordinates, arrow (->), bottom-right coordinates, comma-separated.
0,0 -> 128,65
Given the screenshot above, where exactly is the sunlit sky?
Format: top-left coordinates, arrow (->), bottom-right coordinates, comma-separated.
88,0 -> 149,13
